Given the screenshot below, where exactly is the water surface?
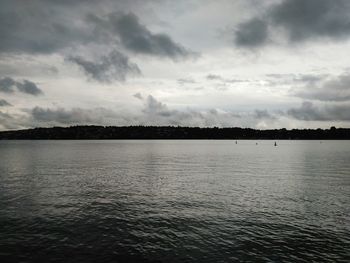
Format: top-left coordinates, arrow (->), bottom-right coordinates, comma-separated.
0,140 -> 349,262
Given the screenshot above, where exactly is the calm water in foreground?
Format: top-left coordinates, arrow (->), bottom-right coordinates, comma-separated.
0,140 -> 349,262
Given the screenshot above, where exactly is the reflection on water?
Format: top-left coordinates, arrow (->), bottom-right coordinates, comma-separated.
0,140 -> 349,262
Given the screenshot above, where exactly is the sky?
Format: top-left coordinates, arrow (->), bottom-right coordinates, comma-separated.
1,0 -> 350,130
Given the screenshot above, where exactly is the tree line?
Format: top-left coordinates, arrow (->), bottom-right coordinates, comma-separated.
0,125 -> 349,139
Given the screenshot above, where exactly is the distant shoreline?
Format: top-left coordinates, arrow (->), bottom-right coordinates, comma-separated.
0,125 -> 349,140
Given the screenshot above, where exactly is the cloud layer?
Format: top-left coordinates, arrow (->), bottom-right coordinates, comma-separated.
1,0 -> 350,130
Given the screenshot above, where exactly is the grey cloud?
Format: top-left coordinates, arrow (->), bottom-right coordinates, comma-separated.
16,80 -> 43,95
28,101 -> 189,127
206,74 -> 250,84
291,73 -> 350,101
0,110 -> 30,130
0,77 -> 43,95
287,101 -> 350,121
234,0 -> 350,47
295,74 -> 325,84
0,0 -> 93,54
139,95 -> 350,124
254,109 -> 276,120
32,107 -> 96,124
271,0 -> 350,42
68,50 -> 141,82
0,99 -> 11,106
30,106 -> 129,126
143,95 -> 169,115
266,73 -> 326,87
177,78 -> 196,85
0,77 -> 16,93
4,98 -> 329,130
133,92 -> 143,100
206,74 -> 223,80
0,111 -> 15,129
1,0 -> 193,60
136,94 -> 245,127
89,12 -> 195,60
2,106 -> 119,130
234,18 -> 269,47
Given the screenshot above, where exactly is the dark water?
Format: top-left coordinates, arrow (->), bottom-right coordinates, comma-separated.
0,140 -> 349,262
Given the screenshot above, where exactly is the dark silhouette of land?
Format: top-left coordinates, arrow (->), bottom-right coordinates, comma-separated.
0,126 -> 349,140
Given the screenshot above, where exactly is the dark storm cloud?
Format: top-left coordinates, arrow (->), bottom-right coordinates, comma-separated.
88,12 -> 195,60
287,101 -> 350,121
0,77 -> 43,95
291,73 -> 350,102
234,18 -> 268,47
68,50 -> 141,82
234,0 -> 350,47
0,99 -> 11,107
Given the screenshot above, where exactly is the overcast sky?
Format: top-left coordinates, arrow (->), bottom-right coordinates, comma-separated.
1,0 -> 350,130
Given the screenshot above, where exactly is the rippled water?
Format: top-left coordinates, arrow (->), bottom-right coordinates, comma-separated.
0,140 -> 349,262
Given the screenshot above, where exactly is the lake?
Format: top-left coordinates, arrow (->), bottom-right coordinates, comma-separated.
0,140 -> 349,262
